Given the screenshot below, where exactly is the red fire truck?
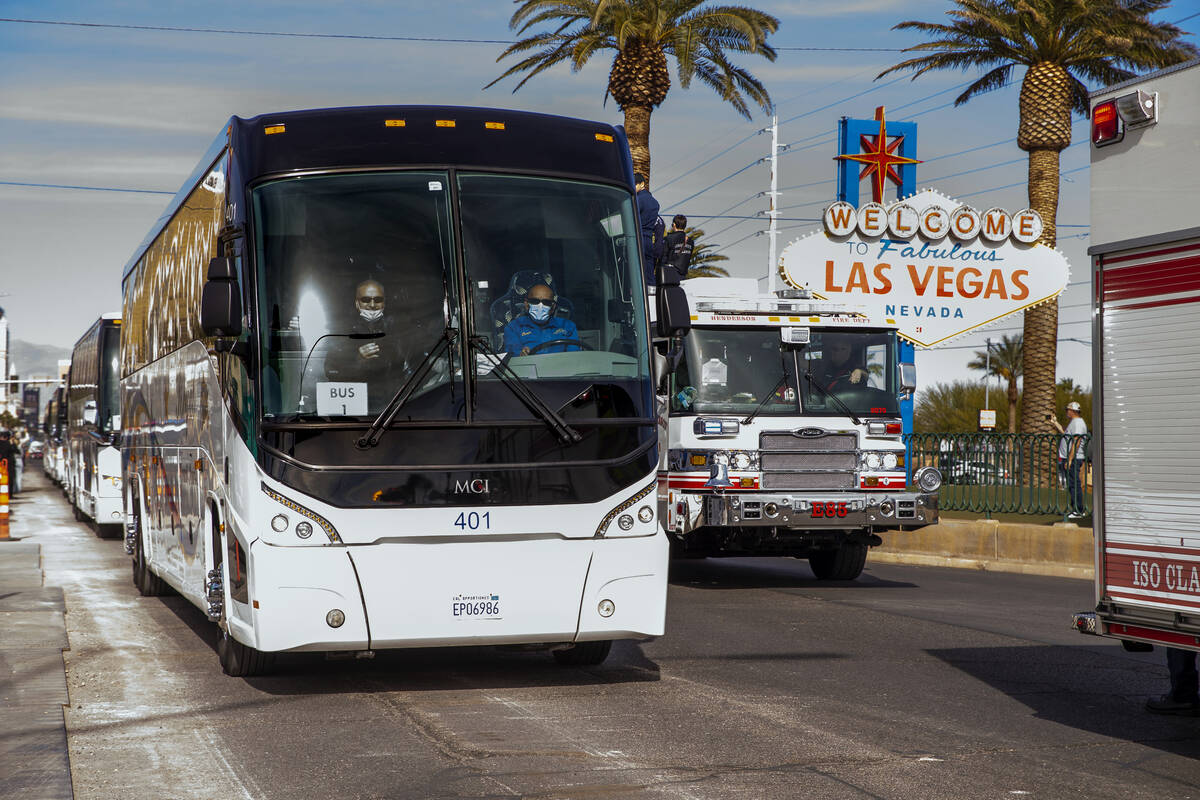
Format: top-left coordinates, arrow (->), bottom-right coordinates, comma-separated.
1074,58 -> 1200,652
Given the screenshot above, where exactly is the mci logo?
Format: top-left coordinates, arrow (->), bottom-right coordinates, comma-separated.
455,479 -> 490,495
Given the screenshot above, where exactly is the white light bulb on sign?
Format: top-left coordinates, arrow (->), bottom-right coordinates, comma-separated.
857,202 -> 888,237
919,206 -> 949,240
887,204 -> 918,238
824,201 -> 857,237
1011,209 -> 1044,244
980,208 -> 1012,243
950,206 -> 981,240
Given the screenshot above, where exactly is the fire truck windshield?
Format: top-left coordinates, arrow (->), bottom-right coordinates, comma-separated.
671,328 -> 900,417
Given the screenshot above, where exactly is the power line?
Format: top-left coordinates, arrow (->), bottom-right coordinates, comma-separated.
0,17 -> 514,44
0,17 -> 910,51
0,180 -> 173,195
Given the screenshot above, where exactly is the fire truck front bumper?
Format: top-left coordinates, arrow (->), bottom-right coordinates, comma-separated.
703,491 -> 938,530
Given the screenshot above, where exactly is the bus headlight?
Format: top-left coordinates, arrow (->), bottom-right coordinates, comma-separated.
271,514 -> 289,532
261,483 -> 342,544
595,481 -> 656,537
637,506 -> 654,523
295,521 -> 313,539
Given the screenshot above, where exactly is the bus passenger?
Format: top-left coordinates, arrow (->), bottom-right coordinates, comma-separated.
324,279 -> 404,404
503,283 -> 580,356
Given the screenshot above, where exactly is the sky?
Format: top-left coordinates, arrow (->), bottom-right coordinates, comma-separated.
2,0 -> 1199,393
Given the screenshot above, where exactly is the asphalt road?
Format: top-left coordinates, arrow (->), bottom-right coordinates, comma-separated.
16,469 -> 1200,799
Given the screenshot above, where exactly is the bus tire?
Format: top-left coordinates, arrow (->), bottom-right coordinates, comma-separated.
809,540 -> 868,581
552,640 -> 613,666
217,630 -> 275,677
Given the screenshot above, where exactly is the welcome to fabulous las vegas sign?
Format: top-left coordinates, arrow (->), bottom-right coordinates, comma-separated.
777,188 -> 1071,348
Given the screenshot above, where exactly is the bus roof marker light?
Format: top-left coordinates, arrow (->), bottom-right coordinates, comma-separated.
484,121 -> 505,130
264,124 -> 286,135
595,133 -> 614,142
435,119 -> 456,128
384,119 -> 406,127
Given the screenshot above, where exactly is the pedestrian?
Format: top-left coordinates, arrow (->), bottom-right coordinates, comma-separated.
1051,401 -> 1088,518
634,172 -> 661,287
1146,647 -> 1199,715
0,429 -> 17,497
662,214 -> 695,279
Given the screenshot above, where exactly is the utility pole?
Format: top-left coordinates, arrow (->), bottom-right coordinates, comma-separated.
765,107 -> 780,293
984,338 -> 993,409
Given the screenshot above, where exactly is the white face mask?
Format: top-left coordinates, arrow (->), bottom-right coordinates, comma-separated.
528,303 -> 551,322
359,308 -> 384,322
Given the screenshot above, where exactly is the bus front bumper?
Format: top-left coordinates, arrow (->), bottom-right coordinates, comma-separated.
247,533 -> 668,653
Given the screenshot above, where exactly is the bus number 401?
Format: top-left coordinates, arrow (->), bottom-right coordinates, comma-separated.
454,512 -> 491,531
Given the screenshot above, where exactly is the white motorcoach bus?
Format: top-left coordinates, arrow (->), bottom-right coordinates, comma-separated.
120,106 -> 687,675
66,314 -> 123,534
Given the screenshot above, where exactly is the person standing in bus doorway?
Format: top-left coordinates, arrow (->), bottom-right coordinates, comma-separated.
1147,648 -> 1200,715
503,283 -> 580,356
634,173 -> 661,287
662,214 -> 695,280
1051,401 -> 1088,519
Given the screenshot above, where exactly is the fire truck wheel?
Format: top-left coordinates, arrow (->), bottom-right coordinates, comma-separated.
553,640 -> 613,666
809,541 -> 868,581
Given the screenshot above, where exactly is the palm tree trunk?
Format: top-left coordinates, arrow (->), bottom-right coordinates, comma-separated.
1007,377 -> 1018,434
1020,147 -> 1060,436
623,105 -> 652,181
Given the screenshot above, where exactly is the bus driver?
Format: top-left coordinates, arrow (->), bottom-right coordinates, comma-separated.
503,283 -> 580,356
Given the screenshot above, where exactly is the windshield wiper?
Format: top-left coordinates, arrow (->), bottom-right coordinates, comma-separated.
470,336 -> 583,445
356,328 -> 457,449
741,372 -> 793,426
802,370 -> 863,425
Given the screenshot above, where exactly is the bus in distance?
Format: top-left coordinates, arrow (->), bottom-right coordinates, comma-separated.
120,106 -> 685,675
66,314 -> 123,535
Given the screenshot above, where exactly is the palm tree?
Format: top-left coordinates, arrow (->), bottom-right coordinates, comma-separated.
967,333 -> 1022,433
486,0 -> 779,180
878,0 -> 1196,434
683,226 -> 730,277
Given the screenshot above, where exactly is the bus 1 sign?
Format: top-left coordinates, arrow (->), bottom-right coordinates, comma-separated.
778,189 -> 1070,348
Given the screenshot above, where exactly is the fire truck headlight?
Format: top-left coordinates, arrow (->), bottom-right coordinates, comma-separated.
863,452 -> 882,470
915,466 -> 943,493
733,452 -> 752,470
882,453 -> 898,470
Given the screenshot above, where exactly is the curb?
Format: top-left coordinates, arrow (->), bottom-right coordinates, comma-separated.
875,518 -> 1094,580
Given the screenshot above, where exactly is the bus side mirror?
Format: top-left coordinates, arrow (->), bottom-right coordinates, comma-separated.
900,362 -> 916,393
656,285 -> 691,337
201,257 -> 243,337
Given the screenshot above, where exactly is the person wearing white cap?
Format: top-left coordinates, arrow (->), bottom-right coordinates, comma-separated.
1050,401 -> 1088,519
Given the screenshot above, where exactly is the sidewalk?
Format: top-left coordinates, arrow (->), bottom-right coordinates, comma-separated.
0,473 -> 74,799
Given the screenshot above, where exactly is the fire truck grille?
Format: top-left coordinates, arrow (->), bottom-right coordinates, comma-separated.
759,431 -> 857,491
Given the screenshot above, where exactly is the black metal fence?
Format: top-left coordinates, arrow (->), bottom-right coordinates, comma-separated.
907,432 -> 1092,518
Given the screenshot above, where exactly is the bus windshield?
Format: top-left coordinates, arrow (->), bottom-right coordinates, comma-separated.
254,171 -> 650,423
100,325 -> 121,432
671,328 -> 900,417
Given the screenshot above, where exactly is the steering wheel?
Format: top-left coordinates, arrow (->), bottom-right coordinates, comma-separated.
527,338 -> 593,354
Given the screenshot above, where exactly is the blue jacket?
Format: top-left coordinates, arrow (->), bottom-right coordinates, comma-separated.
503,315 -> 580,355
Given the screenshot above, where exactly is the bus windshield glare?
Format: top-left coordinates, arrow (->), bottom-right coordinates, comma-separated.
254,171 -> 650,423
671,328 -> 900,417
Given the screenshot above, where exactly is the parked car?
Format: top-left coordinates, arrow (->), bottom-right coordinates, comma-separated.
945,460 -> 1011,485
24,439 -> 44,460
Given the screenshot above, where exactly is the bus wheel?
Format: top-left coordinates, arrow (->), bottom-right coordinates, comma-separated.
808,540 -> 868,581
552,640 -> 613,666
217,630 -> 275,677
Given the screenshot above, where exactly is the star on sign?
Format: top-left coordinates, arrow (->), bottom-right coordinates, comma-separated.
834,106 -> 922,204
